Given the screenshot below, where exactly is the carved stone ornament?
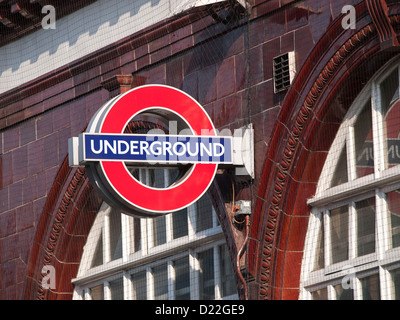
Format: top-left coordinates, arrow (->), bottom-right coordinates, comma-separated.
366,0 -> 399,48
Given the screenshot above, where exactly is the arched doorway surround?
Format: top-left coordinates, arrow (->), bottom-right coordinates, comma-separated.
249,3 -> 400,300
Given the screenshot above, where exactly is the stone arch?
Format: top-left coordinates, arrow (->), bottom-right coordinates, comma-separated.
22,159 -> 101,300
250,6 -> 400,299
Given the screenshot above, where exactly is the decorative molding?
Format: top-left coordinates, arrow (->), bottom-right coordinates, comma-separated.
36,166 -> 87,300
366,0 -> 399,48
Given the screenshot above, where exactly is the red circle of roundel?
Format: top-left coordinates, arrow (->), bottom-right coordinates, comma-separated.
98,85 -> 217,214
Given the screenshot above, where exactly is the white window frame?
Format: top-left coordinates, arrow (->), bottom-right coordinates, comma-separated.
72,169 -> 237,300
300,56 -> 400,300
73,233 -> 237,300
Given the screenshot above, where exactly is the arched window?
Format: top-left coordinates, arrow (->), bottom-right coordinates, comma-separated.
300,57 -> 400,300
72,167 -> 238,300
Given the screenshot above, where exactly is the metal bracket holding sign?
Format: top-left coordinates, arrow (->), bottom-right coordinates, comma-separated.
231,123 -> 254,180
69,85 -> 254,217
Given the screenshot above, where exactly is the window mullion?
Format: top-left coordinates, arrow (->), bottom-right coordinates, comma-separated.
137,169 -> 149,254
349,202 -> 357,259
141,218 -> 149,255
166,215 -> 173,243
147,267 -> 154,300
144,169 -> 154,249
301,290 -> 311,300
347,126 -> 357,181
104,210 -> 111,264
104,281 -> 111,300
214,245 -> 222,300
324,210 -> 332,267
84,287 -> 91,300
375,189 -> 392,300
123,271 -> 131,300
189,250 -> 199,300
371,81 -> 386,177
168,260 -> 175,300
300,210 -> 323,282
375,190 -> 390,259
165,170 -> 173,243
327,285 -> 335,300
147,217 -> 155,249
188,204 -> 196,239
379,266 -> 392,300
121,214 -> 130,262
353,277 -> 362,300
72,287 -> 84,300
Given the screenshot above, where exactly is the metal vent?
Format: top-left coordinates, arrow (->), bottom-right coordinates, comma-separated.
273,52 -> 295,93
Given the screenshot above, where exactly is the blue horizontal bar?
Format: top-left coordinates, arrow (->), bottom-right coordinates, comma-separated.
83,133 -> 232,164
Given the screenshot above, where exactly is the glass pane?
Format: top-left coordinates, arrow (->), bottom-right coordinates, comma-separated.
198,248 -> 215,300
172,209 -> 188,239
130,217 -> 142,254
174,257 -> 190,300
354,100 -> 374,178
132,271 -> 147,300
392,212 -> 400,248
128,167 -> 140,181
150,169 -> 165,188
330,206 -> 349,264
219,245 -> 237,297
110,278 -> 124,300
153,216 -> 167,246
91,284 -> 104,300
110,209 -> 122,260
330,142 -> 348,188
356,198 -> 376,256
311,288 -> 328,300
361,274 -> 380,300
390,268 -> 400,300
168,168 -> 182,186
196,195 -> 213,232
387,190 -> 400,248
153,264 -> 168,300
334,283 -> 354,300
381,67 -> 400,169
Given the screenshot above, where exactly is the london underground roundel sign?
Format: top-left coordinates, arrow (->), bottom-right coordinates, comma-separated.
68,85 -> 234,217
